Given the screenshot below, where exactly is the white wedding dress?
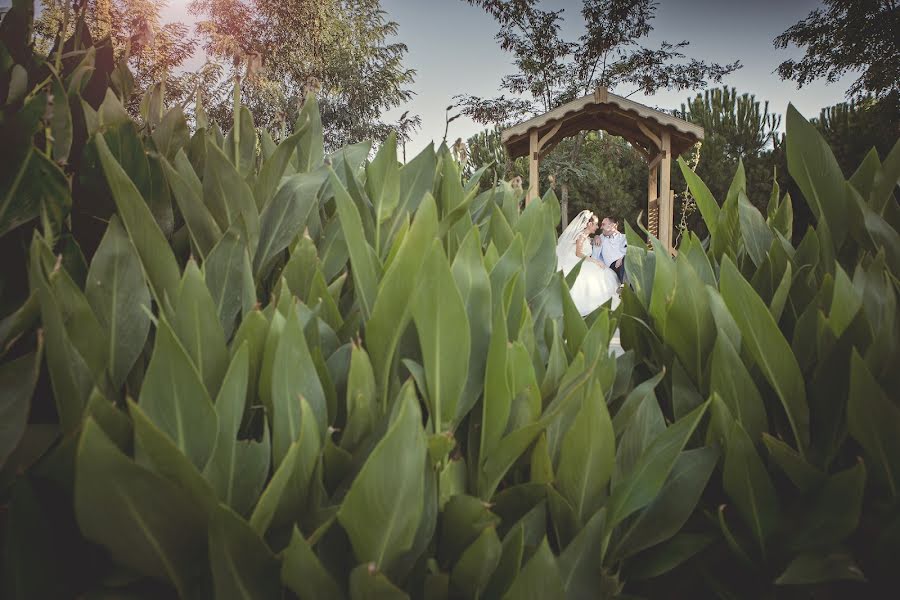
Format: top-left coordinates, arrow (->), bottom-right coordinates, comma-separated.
557,211 -> 621,315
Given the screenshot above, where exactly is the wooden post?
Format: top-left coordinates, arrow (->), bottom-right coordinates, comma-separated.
528,129 -> 539,204
659,130 -> 672,253
647,163 -> 659,239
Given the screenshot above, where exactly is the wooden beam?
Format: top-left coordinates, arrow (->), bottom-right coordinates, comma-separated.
594,86 -> 609,104
647,150 -> 666,171
527,129 -> 539,205
637,121 -> 662,150
537,121 -> 562,151
659,130 -> 672,252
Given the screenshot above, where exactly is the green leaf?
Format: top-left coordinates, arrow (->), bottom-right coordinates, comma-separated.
209,503 -> 280,599
250,397 -> 320,535
709,333 -> 768,444
95,133 -> 181,305
367,132 -> 401,236
723,418 -> 780,555
413,240 -> 471,431
738,191 -> 774,267
48,69 -> 73,163
367,194 -> 438,401
624,532 -> 714,581
152,106 -> 190,161
606,401 -> 709,532
484,524 -> 525,599
502,538 -> 565,600
677,157 -> 719,234
719,257 -> 809,452
139,319 -> 217,470
203,139 -> 260,252
162,151 -> 222,258
786,104 -> 850,251
75,419 -> 206,597
451,526 -> 502,598
281,526 -> 345,600
848,351 -> 900,496
349,563 -> 410,600
558,507 -> 605,598
614,447 -> 718,559
480,301 -> 511,460
270,302 -> 327,465
129,399 -> 217,512
204,226 -> 255,339
775,551 -> 866,585
337,382 -> 427,571
294,94 -> 325,173
329,168 -> 380,320
254,169 -> 326,278
0,344 -> 42,467
342,345 -> 378,453
224,105 -> 257,177
254,127 -> 305,210
173,260 -> 230,398
762,433 -> 824,492
204,345 -> 270,516
85,215 -> 151,389
788,462 -> 866,552
556,391 -> 615,525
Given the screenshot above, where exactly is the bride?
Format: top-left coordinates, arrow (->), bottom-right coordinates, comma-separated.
556,210 -> 621,315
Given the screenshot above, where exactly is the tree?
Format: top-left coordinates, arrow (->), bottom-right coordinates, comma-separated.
35,1 -> 201,115
774,0 -> 900,100
189,0 -> 417,147
457,0 -> 740,226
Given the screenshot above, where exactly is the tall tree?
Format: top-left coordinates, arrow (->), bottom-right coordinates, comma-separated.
774,0 -> 899,100
190,0 -> 417,147
35,1 -> 200,115
457,0 -> 740,225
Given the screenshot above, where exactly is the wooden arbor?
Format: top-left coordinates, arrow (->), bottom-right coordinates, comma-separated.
500,87 -> 704,253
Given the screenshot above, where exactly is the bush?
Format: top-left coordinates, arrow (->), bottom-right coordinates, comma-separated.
2,3 -> 899,599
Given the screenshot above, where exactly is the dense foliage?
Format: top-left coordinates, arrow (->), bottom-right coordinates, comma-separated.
2,3 -> 900,599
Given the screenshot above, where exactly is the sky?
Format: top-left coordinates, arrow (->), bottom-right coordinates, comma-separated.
39,0 -> 856,156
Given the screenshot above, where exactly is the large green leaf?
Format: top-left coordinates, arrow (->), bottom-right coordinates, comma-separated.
139,319 -> 218,470
341,345 -> 378,453
558,508 -> 606,599
848,351 -> 900,496
738,191 -> 774,267
719,257 -> 809,452
75,419 -> 206,597
337,382 -> 427,571
349,563 -> 410,599
451,526 -> 502,598
0,345 -> 42,467
367,132 -> 400,245
294,94 -> 324,173
451,226 -> 492,421
250,397 -> 320,535
786,104 -> 850,251
95,133 -> 180,305
605,401 -> 709,533
502,538 -> 565,600
270,303 -> 327,465
709,333 -> 768,443
224,105 -> 257,177
254,126 -> 305,210
162,150 -> 222,258
85,215 -> 151,389
723,418 -> 780,556
556,391 -> 615,525
203,139 -> 260,252
677,156 -> 719,234
204,345 -> 270,516
412,239 -> 471,432
329,169 -> 380,320
204,226 -> 255,339
613,447 -> 718,560
366,194 -> 438,401
173,260 -> 230,398
254,169 -> 326,278
787,462 -> 866,552
208,503 -> 280,600
775,552 -> 866,585
281,526 -> 345,600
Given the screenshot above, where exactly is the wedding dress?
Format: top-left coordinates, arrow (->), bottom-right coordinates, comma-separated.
556,210 -> 621,315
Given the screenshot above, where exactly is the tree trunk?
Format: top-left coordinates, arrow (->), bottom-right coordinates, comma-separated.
561,183 -> 569,229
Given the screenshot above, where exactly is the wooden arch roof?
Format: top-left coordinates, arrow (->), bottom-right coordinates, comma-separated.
500,87 -> 704,161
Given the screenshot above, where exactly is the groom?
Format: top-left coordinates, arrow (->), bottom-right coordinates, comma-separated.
592,216 -> 626,282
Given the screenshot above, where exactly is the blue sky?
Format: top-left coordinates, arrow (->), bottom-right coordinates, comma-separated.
154,1 -> 854,154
